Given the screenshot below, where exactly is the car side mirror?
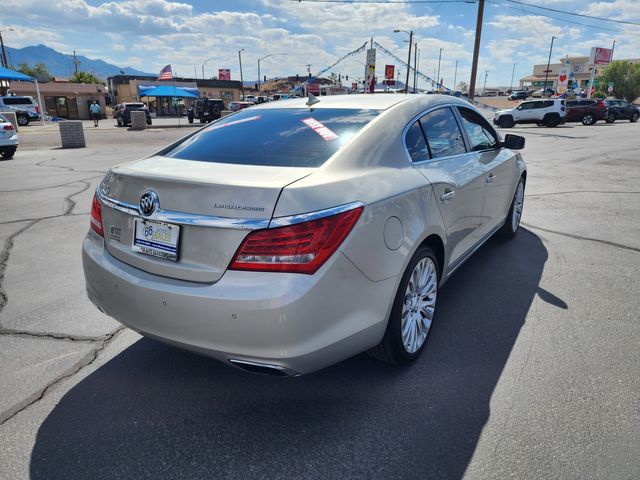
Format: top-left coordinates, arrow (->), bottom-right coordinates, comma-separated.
502,134 -> 525,150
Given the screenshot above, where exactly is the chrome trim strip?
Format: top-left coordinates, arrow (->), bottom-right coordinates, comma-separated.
447,218 -> 506,276
96,189 -> 270,231
268,201 -> 365,228
228,359 -> 301,377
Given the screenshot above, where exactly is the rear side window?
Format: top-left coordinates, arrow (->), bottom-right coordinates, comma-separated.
419,108 -> 466,159
457,107 -> 498,151
164,108 -> 380,167
567,101 -> 579,107
405,121 -> 429,162
2,97 -> 33,105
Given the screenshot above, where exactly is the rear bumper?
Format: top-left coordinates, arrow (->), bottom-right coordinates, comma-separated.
82,232 -> 396,375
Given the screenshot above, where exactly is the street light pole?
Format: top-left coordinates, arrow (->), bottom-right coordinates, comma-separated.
483,70 -> 488,95
510,62 -> 516,91
469,0 -> 485,99
0,30 -> 8,68
238,49 -> 245,100
453,60 -> 459,91
413,44 -> 418,93
394,29 -> 413,93
201,58 -> 214,80
436,48 -> 443,91
543,36 -> 556,94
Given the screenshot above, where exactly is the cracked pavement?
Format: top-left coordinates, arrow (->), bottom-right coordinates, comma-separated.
0,118 -> 639,479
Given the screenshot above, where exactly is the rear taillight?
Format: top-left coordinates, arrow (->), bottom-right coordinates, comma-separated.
3,124 -> 14,131
230,206 -> 364,274
90,193 -> 104,237
35,104 -> 40,113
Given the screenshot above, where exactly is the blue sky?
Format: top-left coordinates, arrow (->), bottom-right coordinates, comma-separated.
2,0 -> 639,88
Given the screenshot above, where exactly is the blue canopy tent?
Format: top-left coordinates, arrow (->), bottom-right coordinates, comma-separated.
0,66 -> 45,125
138,85 -> 199,98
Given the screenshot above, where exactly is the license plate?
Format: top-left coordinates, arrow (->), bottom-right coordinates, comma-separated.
132,219 -> 180,261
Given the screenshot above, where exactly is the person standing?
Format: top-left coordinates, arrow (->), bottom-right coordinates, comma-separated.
89,100 -> 102,127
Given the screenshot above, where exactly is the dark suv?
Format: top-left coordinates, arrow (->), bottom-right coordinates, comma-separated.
565,99 -> 608,125
115,103 -> 152,127
604,99 -> 639,123
187,98 -> 225,124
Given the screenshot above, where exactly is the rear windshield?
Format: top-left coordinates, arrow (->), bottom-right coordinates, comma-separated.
2,97 -> 33,105
164,108 -> 380,167
126,103 -> 145,109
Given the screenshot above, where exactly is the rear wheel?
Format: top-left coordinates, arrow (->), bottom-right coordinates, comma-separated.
606,113 -> 616,123
581,113 -> 595,125
500,177 -> 525,239
1,147 -> 16,159
368,246 -> 439,365
17,114 -> 29,127
544,114 -> 559,127
631,112 -> 639,123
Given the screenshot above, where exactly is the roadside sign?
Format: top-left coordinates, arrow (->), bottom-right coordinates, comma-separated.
608,86 -> 614,93
593,78 -> 600,87
608,82 -> 614,87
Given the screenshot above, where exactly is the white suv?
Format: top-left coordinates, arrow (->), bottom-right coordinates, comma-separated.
0,113 -> 19,159
0,96 -> 41,126
494,99 -> 566,128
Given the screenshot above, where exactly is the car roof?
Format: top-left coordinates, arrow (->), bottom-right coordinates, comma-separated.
248,93 -> 468,111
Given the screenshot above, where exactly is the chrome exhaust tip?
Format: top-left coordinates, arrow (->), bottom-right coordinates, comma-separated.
228,359 -> 301,377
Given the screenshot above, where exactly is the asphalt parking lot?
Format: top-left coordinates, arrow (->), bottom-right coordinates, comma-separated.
1,117 -> 639,479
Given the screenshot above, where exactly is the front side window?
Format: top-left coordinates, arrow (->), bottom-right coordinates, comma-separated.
518,102 -> 534,110
457,107 -> 498,151
164,108 -> 380,168
419,108 -> 466,159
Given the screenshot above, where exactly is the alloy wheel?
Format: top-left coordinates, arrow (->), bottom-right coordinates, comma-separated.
512,181 -> 524,231
401,257 -> 437,354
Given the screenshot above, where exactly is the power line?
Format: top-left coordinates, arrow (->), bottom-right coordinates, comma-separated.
293,0 -> 476,3
506,0 -> 640,26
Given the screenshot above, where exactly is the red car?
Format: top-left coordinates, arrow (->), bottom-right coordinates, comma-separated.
565,99 -> 608,126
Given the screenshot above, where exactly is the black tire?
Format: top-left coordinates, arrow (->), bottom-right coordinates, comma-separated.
544,114 -> 559,127
116,118 -> 122,127
500,177 -> 525,239
212,106 -> 221,116
499,116 -> 514,128
581,113 -> 595,125
368,246 -> 439,366
200,118 -> 206,123
1,148 -> 16,159
187,116 -> 193,124
146,119 -> 152,125
17,115 -> 29,127
630,112 -> 639,123
606,113 -> 615,123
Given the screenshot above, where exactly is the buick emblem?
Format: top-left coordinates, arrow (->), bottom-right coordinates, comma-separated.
139,191 -> 158,216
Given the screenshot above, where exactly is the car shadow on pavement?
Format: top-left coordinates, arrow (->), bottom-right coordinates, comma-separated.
30,228 -> 550,480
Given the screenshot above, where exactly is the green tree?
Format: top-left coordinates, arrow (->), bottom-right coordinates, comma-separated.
69,71 -> 103,84
600,60 -> 640,101
17,62 -> 52,80
327,72 -> 339,85
456,81 -> 468,93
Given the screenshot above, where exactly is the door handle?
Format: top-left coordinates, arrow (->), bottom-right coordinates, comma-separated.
486,173 -> 496,183
440,190 -> 456,201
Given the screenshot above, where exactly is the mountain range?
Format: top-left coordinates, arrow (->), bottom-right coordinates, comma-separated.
5,44 -> 154,79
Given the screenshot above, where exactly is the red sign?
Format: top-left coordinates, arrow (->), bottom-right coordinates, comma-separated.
590,47 -> 612,66
308,83 -> 320,95
218,69 -> 231,81
385,64 -> 395,80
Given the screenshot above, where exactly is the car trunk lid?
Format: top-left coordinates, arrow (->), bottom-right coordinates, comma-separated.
99,156 -> 313,283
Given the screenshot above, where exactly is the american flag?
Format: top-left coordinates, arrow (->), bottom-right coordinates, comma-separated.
158,64 -> 173,81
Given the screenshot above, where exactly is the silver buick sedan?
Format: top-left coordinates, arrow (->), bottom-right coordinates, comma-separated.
83,94 -> 526,376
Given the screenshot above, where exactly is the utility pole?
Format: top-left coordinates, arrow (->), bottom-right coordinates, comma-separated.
543,36 -> 556,95
405,31 -> 413,93
306,64 -> 312,78
510,63 -> 516,91
413,43 -> 418,93
483,70 -> 488,95
468,0 -> 485,99
436,48 -> 443,91
238,49 -> 245,100
73,50 -> 80,74
0,31 -> 7,68
453,60 -> 458,91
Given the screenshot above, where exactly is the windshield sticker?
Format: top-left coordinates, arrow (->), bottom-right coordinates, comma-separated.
301,117 -> 339,141
208,115 -> 261,131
